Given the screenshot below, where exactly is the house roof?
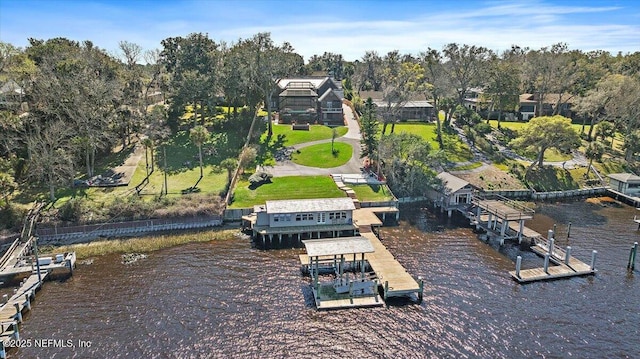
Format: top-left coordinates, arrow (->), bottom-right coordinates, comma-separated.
279,88 -> 318,97
519,93 -> 575,105
608,173 -> 640,183
371,100 -> 433,109
265,197 -> 355,214
277,77 -> 330,90
437,172 -> 471,193
303,236 -> 374,257
0,80 -> 24,95
318,88 -> 341,102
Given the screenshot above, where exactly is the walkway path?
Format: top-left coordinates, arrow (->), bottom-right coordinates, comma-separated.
260,103 -> 364,177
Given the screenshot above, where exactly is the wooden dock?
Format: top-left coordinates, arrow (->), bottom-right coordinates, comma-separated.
510,239 -> 596,283
299,207 -> 423,308
360,231 -> 422,299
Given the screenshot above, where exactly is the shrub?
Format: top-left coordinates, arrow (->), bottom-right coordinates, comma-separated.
248,171 -> 273,189
474,122 -> 492,135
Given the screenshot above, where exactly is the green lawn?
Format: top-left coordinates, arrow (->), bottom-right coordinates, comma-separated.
487,120 -> 592,135
291,142 -> 352,168
349,184 -> 395,201
450,162 -> 483,171
230,175 -> 346,208
263,124 -> 348,146
386,123 -> 474,162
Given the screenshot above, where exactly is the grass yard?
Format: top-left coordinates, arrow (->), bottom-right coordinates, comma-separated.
349,184 -> 395,201
450,162 -> 483,171
263,124 -> 348,146
230,175 -> 345,208
291,142 -> 352,168
487,120 -> 593,135
386,123 -> 473,162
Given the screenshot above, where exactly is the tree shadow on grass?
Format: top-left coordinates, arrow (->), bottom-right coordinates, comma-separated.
256,134 -> 288,165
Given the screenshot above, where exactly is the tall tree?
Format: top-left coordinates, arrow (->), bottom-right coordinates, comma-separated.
359,97 -> 379,164
379,51 -> 423,134
26,120 -> 75,200
509,116 -> 581,168
601,74 -> 640,161
442,43 -> 492,106
584,141 -> 604,178
484,50 -> 521,128
240,32 -> 303,137
189,125 -> 210,189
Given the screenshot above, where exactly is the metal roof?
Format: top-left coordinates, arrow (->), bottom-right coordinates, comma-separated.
266,197 -> 355,214
437,172 -> 471,193
303,236 -> 374,257
608,173 -> 640,183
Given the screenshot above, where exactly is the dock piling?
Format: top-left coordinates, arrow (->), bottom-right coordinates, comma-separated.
567,222 -> 572,238
544,253 -> 550,274
0,340 -> 5,359
628,242 -> 637,270
591,250 -> 597,271
14,303 -> 21,323
516,256 -> 522,278
548,238 -> 555,258
24,293 -> 31,311
417,277 -> 424,303
565,246 -> 572,265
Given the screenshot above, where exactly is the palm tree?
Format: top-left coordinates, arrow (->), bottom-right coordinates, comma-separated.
220,158 -> 238,184
584,142 -> 604,179
189,125 -> 210,189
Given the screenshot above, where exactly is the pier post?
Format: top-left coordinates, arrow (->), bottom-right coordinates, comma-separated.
384,281 -> 389,302
487,213 -> 493,228
12,323 -> 19,341
516,256 -> 522,278
547,229 -> 554,240
518,220 -> 524,243
24,293 -> 30,311
591,250 -> 597,271
544,253 -> 550,274
628,242 -> 637,270
500,220 -> 508,244
14,303 -> 22,323
418,277 -> 424,303
0,340 -> 5,359
567,222 -> 572,238
565,246 -> 572,265
548,238 -> 554,258
1,294 -> 7,305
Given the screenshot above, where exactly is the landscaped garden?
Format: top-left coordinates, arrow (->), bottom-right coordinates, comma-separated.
291,142 -> 352,168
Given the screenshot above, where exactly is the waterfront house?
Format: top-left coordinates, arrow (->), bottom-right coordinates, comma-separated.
429,172 -> 476,217
360,90 -> 434,122
243,197 -> 359,244
272,76 -> 344,125
608,173 -> 640,196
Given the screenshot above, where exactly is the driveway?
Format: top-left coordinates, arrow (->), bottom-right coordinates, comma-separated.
260,103 -> 363,177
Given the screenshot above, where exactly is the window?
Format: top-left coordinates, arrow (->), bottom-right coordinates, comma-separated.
273,214 -> 291,222
328,212 -> 347,220
295,213 -> 314,221
326,101 -> 332,108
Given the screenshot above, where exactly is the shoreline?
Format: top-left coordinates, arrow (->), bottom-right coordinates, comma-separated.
40,228 -> 242,260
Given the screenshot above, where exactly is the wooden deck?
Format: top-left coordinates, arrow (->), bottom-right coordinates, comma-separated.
360,231 -> 421,298
473,199 -> 534,221
510,243 -> 595,283
477,215 -> 541,239
0,270 -> 50,345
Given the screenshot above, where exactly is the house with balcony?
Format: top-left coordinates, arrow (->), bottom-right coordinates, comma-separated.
272,76 -> 344,125
242,197 -> 359,245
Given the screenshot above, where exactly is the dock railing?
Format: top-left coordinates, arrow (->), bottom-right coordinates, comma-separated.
472,193 -> 535,220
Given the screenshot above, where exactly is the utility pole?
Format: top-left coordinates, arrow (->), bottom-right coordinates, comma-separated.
163,145 -> 168,195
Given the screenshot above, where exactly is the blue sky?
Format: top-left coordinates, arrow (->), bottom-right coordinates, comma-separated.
1,0 -> 638,61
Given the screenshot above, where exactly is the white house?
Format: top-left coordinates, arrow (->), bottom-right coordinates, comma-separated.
429,172 -> 476,217
243,198 -> 359,245
608,173 -> 640,196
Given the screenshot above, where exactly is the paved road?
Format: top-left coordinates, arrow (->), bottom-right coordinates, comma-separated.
260,103 -> 363,177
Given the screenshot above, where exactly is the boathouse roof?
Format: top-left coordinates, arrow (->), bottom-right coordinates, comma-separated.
264,198 -> 355,214
608,173 -> 640,183
303,236 -> 374,257
437,172 -> 471,193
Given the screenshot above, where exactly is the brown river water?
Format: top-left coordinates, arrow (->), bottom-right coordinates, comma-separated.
14,199 -> 640,358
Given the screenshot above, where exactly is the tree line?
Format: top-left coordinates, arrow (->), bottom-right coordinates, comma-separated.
1,34 -> 639,205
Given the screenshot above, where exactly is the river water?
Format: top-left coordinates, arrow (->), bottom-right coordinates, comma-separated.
15,199 -> 640,358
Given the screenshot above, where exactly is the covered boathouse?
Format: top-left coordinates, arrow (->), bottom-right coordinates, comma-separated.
301,236 -> 383,309
242,197 -> 359,248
